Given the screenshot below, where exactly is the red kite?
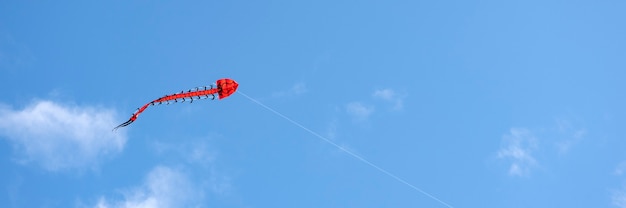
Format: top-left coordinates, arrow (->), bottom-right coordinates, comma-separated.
114,78 -> 238,130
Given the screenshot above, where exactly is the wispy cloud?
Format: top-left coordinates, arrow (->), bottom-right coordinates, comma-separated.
94,166 -> 201,208
0,100 -> 126,171
554,119 -> 586,155
272,82 -> 307,98
494,119 -> 588,177
92,139 -> 235,208
340,88 -> 404,122
372,88 -> 405,110
497,128 -> 538,177
613,185 -> 626,208
612,161 -> 626,208
345,102 -> 374,121
151,139 -> 233,196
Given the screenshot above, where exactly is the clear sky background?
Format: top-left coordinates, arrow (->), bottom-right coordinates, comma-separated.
0,1 -> 625,207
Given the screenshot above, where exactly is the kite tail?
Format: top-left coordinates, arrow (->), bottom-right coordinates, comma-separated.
112,118 -> 135,131
112,103 -> 149,131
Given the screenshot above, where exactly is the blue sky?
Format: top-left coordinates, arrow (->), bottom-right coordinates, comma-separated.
0,1 -> 624,207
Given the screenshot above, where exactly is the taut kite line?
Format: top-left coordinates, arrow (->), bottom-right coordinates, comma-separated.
113,78 -> 238,130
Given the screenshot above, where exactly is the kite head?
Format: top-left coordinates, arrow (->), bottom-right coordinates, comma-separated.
216,78 -> 238,99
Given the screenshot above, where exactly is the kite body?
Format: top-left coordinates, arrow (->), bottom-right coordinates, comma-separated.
114,78 -> 238,130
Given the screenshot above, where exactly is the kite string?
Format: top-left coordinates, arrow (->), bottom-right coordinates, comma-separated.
237,91 -> 454,208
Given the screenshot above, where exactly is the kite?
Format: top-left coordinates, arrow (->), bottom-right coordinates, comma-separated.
113,78 -> 238,130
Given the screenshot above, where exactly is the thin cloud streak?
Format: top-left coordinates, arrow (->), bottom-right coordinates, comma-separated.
0,100 -> 126,171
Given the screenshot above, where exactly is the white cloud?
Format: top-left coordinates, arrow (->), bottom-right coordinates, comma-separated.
613,162 -> 626,207
345,102 -> 374,121
340,88 -> 405,122
92,140 -> 235,208
613,186 -> 626,208
497,128 -> 538,177
372,88 -> 405,110
150,140 -> 232,197
0,100 -> 126,171
272,82 -> 307,97
372,89 -> 395,100
95,166 -> 201,208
